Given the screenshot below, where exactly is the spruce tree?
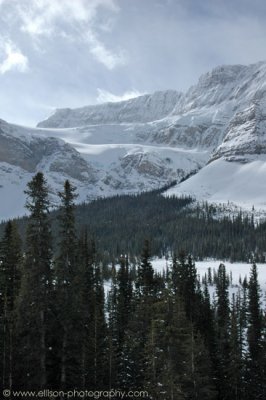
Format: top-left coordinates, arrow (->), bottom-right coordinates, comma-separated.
136,239 -> 154,297
245,264 -> 264,399
228,294 -> 244,400
92,257 -> 108,388
171,252 -> 200,324
215,263 -> 231,400
116,256 -> 132,346
107,265 -> 119,389
77,232 -> 97,389
144,292 -> 216,399
16,172 -> 53,389
54,180 -> 81,389
0,221 -> 22,390
120,242 -> 155,389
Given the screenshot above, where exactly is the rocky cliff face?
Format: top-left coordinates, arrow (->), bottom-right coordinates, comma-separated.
0,119 -> 101,219
0,119 -> 97,182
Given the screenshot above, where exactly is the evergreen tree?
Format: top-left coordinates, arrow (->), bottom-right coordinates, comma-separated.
245,264 -> 264,399
228,294 -> 244,400
215,263 -> 231,400
92,257 -> 108,388
0,221 -> 22,390
116,256 -> 132,346
171,252 -> 200,323
108,256 -> 133,388
144,293 -> 216,399
76,232 -> 95,389
16,172 -> 53,389
136,240 -> 154,297
54,180 -> 80,389
107,265 -> 119,389
200,283 -> 219,389
120,242 -> 155,389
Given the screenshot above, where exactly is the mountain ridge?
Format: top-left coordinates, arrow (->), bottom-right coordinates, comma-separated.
1,61 -> 266,219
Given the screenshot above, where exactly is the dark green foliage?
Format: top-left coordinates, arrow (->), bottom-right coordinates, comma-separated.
215,264 -> 231,400
0,221 -> 22,390
54,180 -> 81,389
172,252 -> 198,320
136,240 -> 155,296
15,172 -> 53,389
2,189 -> 266,262
245,264 -> 264,399
144,292 -> 216,399
227,294 -> 244,400
116,256 -> 132,346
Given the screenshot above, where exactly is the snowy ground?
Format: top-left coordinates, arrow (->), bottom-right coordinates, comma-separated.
153,258 -> 266,307
104,258 -> 266,306
152,258 -> 266,290
165,158 -> 266,215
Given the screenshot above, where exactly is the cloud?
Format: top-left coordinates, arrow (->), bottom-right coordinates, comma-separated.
86,30 -> 126,69
15,0 -> 125,69
97,88 -> 145,103
0,41 -> 28,74
19,0 -> 95,37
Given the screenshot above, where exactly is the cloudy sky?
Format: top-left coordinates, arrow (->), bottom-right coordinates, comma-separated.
0,0 -> 266,126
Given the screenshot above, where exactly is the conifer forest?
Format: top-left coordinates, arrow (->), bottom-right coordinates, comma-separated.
0,172 -> 266,399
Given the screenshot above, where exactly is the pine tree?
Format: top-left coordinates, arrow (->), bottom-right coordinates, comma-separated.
245,263 -> 264,399
122,241 -> 155,387
108,256 -> 133,388
107,265 -> 119,389
92,257 -> 108,388
171,252 -> 200,323
136,239 -> 154,297
228,294 -> 244,400
215,263 -> 231,400
77,232 -> 97,389
0,221 -> 22,390
144,292 -> 216,399
16,172 -> 53,389
199,283 -> 219,389
54,180 -> 81,389
116,256 -> 132,346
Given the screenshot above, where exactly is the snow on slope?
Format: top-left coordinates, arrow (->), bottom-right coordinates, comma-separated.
35,123 -> 209,190
166,157 -> 266,212
0,163 -> 31,220
0,117 -> 208,220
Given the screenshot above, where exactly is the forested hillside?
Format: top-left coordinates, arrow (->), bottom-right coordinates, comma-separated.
2,184 -> 266,263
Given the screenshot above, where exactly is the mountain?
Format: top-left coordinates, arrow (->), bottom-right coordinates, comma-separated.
1,61 -> 266,219
37,90 -> 183,127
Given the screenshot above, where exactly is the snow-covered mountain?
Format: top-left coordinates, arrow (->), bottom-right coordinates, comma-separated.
38,90 -> 183,127
1,61 -> 266,219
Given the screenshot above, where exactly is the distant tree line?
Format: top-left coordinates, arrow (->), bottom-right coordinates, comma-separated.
1,183 -> 266,264
0,173 -> 266,399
